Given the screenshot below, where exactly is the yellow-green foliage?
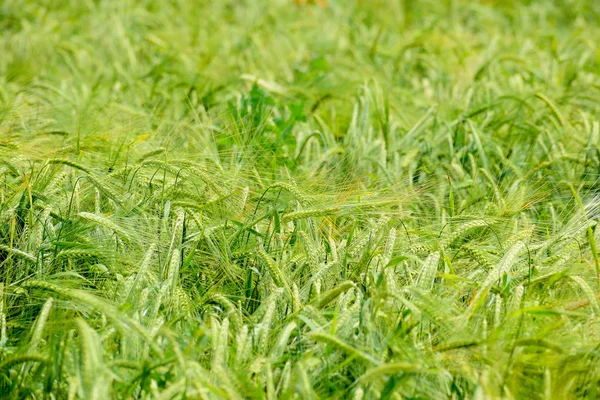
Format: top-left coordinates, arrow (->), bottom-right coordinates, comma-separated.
1,0 -> 600,398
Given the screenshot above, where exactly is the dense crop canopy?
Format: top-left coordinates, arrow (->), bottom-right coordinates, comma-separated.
1,0 -> 600,398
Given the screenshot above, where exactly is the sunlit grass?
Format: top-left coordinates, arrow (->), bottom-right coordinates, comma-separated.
1,0 -> 600,398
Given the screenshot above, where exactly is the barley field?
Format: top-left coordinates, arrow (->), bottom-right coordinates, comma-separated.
2,0 -> 600,398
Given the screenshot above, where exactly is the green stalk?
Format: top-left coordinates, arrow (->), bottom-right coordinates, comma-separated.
570,184 -> 600,290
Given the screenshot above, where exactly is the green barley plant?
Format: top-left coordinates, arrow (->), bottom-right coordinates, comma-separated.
1,0 -> 600,398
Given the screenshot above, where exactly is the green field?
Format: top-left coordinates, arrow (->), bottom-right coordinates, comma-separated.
2,0 -> 600,398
